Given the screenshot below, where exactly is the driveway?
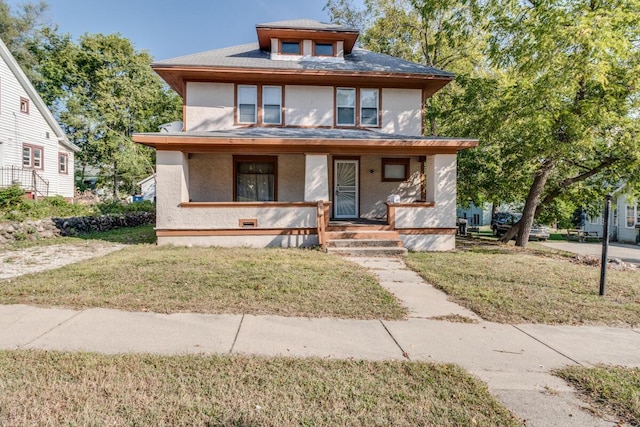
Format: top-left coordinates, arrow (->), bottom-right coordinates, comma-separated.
539,240 -> 640,265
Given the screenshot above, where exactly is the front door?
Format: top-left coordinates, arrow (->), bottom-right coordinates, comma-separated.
334,159 -> 359,218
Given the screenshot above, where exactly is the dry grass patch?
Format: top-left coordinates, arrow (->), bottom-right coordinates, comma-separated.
555,365 -> 640,426
405,241 -> 640,326
0,350 -> 523,426
0,245 -> 406,319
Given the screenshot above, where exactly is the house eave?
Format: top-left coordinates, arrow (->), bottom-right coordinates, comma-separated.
152,65 -> 454,99
133,132 -> 478,156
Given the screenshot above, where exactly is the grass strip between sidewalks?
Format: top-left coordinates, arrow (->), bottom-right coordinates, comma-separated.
555,365 -> 640,426
0,351 -> 523,426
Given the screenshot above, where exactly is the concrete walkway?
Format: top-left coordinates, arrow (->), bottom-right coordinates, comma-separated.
1,257 -> 639,426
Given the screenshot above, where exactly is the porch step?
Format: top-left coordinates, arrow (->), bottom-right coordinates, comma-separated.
324,230 -> 406,256
326,238 -> 404,248
326,246 -> 408,257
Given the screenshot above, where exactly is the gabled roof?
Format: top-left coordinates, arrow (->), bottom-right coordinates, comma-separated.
0,38 -> 79,152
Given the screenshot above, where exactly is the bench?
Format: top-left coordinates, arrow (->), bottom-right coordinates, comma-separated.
565,229 -> 602,242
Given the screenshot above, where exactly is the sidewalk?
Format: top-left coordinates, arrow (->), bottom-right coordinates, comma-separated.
1,257 -> 639,426
540,240 -> 640,265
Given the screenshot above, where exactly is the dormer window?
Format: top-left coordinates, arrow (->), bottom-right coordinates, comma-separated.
281,41 -> 300,55
314,42 -> 334,57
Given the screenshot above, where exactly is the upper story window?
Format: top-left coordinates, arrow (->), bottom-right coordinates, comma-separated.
262,86 -> 282,125
237,85 -> 257,124
23,144 -> 43,169
314,42 -> 334,56
281,41 -> 301,55
336,88 -> 356,126
360,89 -> 379,127
20,97 -> 29,114
59,152 -> 69,174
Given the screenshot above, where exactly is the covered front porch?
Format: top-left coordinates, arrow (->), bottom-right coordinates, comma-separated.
133,128 -> 478,251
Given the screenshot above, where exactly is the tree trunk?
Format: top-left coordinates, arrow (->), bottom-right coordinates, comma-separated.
113,160 -> 119,199
501,158 -> 555,245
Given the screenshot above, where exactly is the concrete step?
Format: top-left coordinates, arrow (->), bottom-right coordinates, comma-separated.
326,246 -> 408,257
326,239 -> 404,248
325,231 -> 400,240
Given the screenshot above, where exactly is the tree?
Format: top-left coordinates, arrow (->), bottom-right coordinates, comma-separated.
478,0 -> 640,246
29,32 -> 182,197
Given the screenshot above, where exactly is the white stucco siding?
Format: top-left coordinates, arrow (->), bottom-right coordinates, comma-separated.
395,154 -> 456,228
185,82 -> 234,131
163,205 -> 317,230
0,55 -> 74,198
381,88 -> 422,136
358,156 -> 422,219
156,151 -> 189,230
285,86 -> 334,126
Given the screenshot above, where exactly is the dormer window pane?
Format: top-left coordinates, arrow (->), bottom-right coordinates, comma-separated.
238,85 -> 257,123
315,43 -> 334,56
361,89 -> 379,126
337,88 -> 356,126
263,86 -> 282,124
281,41 -> 300,54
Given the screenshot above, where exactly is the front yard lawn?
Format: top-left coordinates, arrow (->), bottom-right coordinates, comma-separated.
555,365 -> 640,426
405,240 -> 640,326
0,350 -> 523,426
0,244 -> 406,320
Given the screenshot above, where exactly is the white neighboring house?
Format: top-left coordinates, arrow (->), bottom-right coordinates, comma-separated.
0,37 -> 79,200
584,196 -> 640,244
137,174 -> 156,202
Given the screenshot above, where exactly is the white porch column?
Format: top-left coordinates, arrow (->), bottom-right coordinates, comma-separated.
425,154 -> 457,228
304,154 -> 329,201
156,151 -> 189,229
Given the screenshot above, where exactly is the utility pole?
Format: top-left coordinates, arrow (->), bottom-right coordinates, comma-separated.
599,194 -> 611,296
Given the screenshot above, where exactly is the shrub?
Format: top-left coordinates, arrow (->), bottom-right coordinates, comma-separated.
95,200 -> 155,215
0,186 -> 26,210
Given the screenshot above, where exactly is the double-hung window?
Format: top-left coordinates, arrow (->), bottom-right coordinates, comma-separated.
23,144 -> 43,169
234,156 -> 277,202
626,205 -> 636,228
262,86 -> 282,125
59,153 -> 68,174
237,85 -> 257,124
336,88 -> 356,126
360,89 -> 379,126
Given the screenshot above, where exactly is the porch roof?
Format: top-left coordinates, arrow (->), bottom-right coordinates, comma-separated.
133,128 -> 478,156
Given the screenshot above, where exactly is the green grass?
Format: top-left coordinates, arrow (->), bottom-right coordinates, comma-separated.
0,244 -> 406,319
405,239 -> 640,326
555,366 -> 640,426
0,350 -> 523,426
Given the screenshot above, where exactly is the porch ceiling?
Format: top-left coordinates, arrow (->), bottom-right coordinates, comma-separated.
133,128 -> 478,156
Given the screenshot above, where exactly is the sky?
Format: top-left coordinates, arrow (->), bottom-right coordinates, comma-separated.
6,0 -> 338,60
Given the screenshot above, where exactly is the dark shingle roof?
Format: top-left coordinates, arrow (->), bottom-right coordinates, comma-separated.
138,127 -> 474,142
256,19 -> 358,33
153,43 -> 454,78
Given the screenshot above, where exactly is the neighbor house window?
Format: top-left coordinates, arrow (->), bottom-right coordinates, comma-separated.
237,85 -> 257,124
20,97 -> 29,114
262,86 -> 282,124
234,156 -> 277,202
360,89 -> 379,127
59,152 -> 68,174
626,205 -> 636,228
22,144 -> 43,169
336,88 -> 356,126
382,158 -> 410,182
314,42 -> 334,56
281,41 -> 300,55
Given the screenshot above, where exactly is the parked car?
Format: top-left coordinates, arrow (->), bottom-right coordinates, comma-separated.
492,212 -> 550,241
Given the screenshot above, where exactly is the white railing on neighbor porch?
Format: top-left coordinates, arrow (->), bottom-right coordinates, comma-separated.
0,166 -> 50,199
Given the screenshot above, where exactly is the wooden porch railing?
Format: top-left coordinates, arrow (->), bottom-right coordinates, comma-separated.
0,166 -> 49,200
316,200 -> 331,251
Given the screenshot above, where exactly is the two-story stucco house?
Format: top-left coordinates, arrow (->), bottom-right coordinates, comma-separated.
133,19 -> 478,252
0,38 -> 79,200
